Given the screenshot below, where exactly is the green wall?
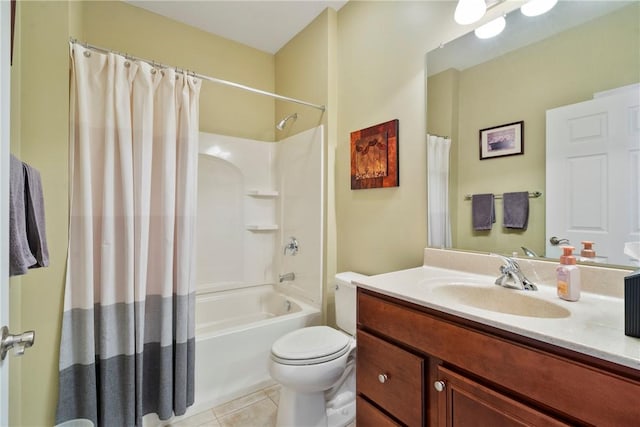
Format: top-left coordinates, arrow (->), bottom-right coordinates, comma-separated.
275,9 -> 339,326
10,2 -> 72,425
428,3 -> 640,257
10,1 -> 277,424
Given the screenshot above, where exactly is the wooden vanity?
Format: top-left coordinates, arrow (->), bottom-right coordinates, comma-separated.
356,288 -> 640,426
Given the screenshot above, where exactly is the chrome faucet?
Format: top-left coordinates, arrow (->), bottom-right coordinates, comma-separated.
283,237 -> 299,256
521,246 -> 538,257
279,272 -> 295,283
491,254 -> 537,291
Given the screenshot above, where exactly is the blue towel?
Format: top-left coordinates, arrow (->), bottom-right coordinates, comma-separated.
503,191 -> 529,229
472,194 -> 495,231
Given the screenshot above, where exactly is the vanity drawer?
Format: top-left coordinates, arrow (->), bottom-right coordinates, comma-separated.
357,330 -> 424,426
356,396 -> 401,427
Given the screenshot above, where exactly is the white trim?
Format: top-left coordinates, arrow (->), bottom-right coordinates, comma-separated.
0,0 -> 12,424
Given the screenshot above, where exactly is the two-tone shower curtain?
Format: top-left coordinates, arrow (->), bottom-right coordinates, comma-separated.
56,44 -> 202,426
427,134 -> 452,248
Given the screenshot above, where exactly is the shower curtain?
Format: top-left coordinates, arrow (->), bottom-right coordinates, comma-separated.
56,44 -> 202,426
427,134 -> 452,248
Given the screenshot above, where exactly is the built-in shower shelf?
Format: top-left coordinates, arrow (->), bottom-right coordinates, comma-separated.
246,224 -> 279,232
246,190 -> 279,197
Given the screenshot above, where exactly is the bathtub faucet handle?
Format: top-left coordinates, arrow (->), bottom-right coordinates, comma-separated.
284,237 -> 299,256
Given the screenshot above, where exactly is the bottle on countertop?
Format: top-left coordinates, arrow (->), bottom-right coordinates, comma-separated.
581,241 -> 596,258
557,246 -> 580,302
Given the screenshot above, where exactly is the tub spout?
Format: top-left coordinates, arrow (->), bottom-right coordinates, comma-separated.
279,272 -> 295,283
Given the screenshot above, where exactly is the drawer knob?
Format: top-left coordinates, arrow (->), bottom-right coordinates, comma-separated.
434,380 -> 446,392
378,373 -> 388,384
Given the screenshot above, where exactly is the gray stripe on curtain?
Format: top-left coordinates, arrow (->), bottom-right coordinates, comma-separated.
56,339 -> 195,426
59,293 -> 195,370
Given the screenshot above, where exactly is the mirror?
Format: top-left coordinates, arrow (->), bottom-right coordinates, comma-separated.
426,1 -> 639,268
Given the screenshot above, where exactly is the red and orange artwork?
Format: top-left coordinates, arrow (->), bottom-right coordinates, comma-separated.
350,120 -> 399,190
354,132 -> 388,180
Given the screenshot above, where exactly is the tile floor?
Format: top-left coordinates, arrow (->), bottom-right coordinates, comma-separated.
169,384 -> 280,427
169,384 -> 356,427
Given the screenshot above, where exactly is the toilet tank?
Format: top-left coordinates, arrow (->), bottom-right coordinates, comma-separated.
334,272 -> 368,335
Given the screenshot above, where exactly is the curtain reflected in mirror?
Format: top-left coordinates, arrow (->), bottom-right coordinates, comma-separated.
427,134 -> 452,248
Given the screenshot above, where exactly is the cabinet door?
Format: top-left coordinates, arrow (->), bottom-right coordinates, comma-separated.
435,366 -> 569,427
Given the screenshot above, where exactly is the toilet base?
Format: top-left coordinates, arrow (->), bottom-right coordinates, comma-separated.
326,392 -> 355,427
275,387 -> 355,427
276,387 -> 327,427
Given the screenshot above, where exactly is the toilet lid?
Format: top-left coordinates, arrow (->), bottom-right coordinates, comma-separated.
271,326 -> 351,364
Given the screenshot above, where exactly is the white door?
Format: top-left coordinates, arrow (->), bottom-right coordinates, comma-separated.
0,0 -> 12,424
546,88 -> 640,265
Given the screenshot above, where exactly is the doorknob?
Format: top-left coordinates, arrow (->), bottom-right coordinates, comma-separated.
549,236 -> 570,246
1,326 -> 35,360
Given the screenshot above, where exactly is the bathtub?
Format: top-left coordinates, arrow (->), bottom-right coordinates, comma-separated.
192,284 -> 321,413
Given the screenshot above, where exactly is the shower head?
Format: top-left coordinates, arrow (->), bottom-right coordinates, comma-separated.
276,113 -> 298,131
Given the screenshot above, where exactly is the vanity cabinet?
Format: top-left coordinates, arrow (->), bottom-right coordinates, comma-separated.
356,288 -> 640,426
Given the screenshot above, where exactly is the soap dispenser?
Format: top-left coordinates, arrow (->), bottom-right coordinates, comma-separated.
581,241 -> 596,259
557,246 -> 580,301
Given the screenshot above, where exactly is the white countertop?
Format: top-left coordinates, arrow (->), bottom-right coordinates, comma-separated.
354,266 -> 640,371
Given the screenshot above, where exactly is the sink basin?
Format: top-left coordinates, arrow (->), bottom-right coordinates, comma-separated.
430,284 -> 571,318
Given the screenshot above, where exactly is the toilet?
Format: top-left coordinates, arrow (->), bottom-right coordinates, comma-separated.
269,272 -> 367,427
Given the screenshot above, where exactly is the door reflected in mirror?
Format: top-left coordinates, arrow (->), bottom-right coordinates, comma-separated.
426,1 -> 639,268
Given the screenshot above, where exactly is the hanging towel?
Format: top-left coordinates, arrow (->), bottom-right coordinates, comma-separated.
503,191 -> 529,230
23,162 -> 49,267
471,193 -> 495,231
8,156 -> 49,276
9,155 -> 36,276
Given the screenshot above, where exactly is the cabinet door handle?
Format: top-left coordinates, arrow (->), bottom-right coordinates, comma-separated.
378,373 -> 389,383
433,380 -> 446,392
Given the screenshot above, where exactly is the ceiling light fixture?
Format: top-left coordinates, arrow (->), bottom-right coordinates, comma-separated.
474,16 -> 506,39
454,0 -> 487,25
521,0 -> 558,17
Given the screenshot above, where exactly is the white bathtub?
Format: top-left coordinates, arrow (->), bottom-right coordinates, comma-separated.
192,284 -> 321,413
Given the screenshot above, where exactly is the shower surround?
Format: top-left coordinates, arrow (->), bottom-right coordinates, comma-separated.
191,126 -> 324,411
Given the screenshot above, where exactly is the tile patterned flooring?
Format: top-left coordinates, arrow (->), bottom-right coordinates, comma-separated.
169,384 -> 356,427
169,385 -> 280,427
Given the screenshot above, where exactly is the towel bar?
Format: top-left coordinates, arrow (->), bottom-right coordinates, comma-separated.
464,191 -> 542,200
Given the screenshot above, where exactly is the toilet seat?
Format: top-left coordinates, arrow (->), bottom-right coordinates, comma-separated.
271,326 -> 352,366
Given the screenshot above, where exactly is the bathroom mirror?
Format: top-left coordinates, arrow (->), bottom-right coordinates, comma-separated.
426,1 -> 639,268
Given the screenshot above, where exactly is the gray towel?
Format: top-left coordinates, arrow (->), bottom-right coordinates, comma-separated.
503,191 -> 529,229
23,162 -> 49,267
472,193 -> 495,231
9,155 -> 36,276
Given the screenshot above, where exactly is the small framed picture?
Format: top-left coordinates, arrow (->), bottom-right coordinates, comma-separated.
479,121 -> 524,160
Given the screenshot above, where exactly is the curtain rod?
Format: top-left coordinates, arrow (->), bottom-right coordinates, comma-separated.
69,38 -> 326,112
427,133 -> 450,139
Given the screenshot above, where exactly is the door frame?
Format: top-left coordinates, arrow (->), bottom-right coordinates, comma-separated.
0,0 -> 12,424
